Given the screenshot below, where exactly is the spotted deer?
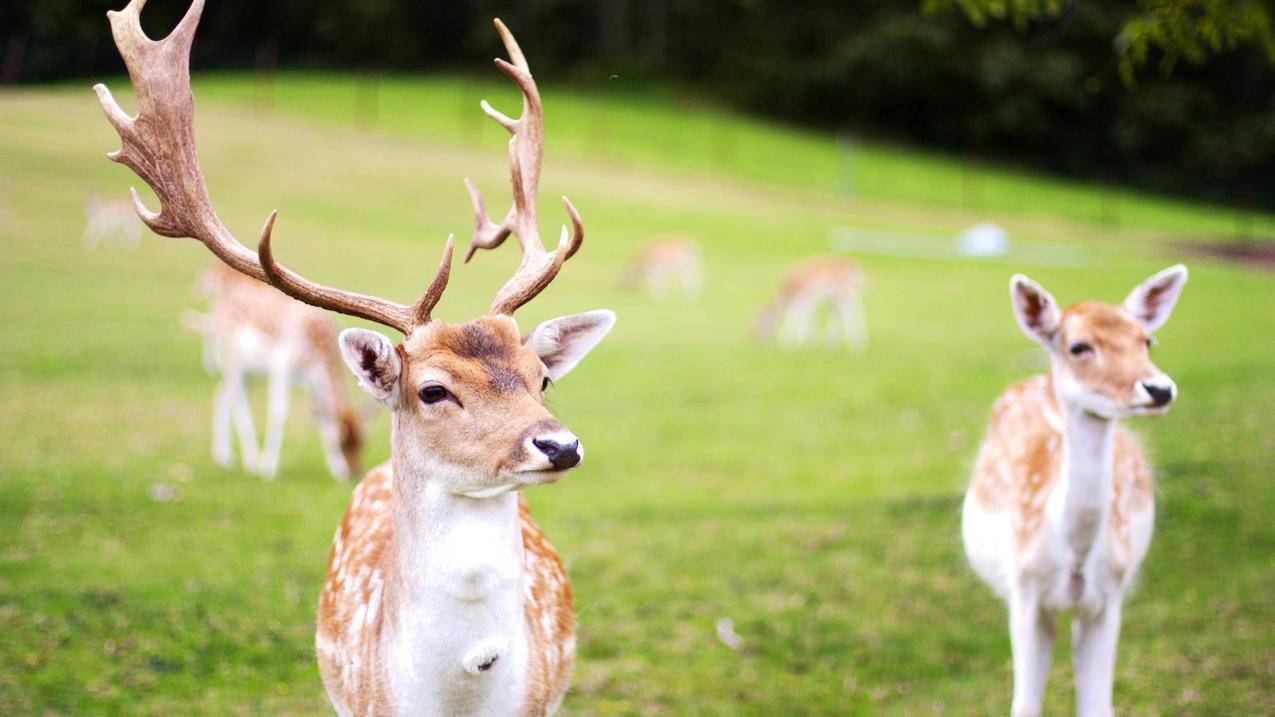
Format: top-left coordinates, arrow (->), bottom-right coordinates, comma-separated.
82,192 -> 142,251
95,3 -> 614,715
186,265 -> 365,480
620,236 -> 702,300
754,256 -> 866,350
963,266 -> 1188,717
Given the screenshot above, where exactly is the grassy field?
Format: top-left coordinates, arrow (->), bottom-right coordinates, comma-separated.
1,75 -> 1272,715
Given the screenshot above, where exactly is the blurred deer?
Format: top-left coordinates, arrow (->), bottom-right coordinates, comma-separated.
621,236 -> 701,300
963,266 -> 1187,717
82,192 -> 142,251
754,256 -> 866,350
97,5 -> 614,715
185,265 -> 366,480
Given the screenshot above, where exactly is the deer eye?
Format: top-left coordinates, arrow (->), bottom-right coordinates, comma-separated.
418,385 -> 450,405
1069,341 -> 1093,356
541,377 -> 552,392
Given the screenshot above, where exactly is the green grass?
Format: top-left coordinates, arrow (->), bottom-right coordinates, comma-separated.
1,76 -> 1272,715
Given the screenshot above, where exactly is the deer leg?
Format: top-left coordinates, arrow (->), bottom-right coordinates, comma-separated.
226,366 -> 260,473
257,360 -> 292,479
683,264 -> 701,300
1009,591 -> 1055,717
1073,600 -> 1122,717
211,375 -> 235,468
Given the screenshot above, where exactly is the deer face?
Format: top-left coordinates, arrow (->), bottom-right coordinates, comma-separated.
338,311 -> 614,497
1010,265 -> 1188,419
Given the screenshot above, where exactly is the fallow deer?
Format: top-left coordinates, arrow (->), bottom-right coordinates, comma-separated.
95,2 -> 614,714
963,266 -> 1188,717
186,265 -> 365,480
754,256 -> 866,350
620,236 -> 702,300
82,191 -> 142,251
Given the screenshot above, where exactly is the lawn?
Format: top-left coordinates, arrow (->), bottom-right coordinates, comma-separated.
0,75 -> 1272,715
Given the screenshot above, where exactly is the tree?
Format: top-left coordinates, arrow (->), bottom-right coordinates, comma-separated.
924,0 -> 1275,84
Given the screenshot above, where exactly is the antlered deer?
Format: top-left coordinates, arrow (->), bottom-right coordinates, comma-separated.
963,266 -> 1188,717
95,2 -> 614,714
620,236 -> 701,300
754,256 -> 866,350
186,265 -> 365,480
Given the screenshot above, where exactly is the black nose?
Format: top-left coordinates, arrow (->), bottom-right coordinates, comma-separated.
1143,383 -> 1174,407
533,438 -> 581,469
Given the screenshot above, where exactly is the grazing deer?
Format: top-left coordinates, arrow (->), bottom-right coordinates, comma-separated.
96,3 -> 613,715
82,192 -> 142,251
186,265 -> 365,480
962,266 -> 1188,717
754,256 -> 866,350
620,236 -> 701,300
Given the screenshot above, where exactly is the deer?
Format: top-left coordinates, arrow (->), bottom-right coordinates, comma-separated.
962,265 -> 1188,717
82,191 -> 142,251
620,236 -> 702,300
754,256 -> 866,350
185,265 -> 366,480
94,2 -> 615,715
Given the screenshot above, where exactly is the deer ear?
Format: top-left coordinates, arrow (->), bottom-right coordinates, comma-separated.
339,328 -> 401,405
1123,264 -> 1188,332
524,310 -> 616,381
1009,274 -> 1060,348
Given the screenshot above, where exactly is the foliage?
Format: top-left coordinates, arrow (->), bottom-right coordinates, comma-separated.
926,0 -> 1275,83
1,82 -> 1273,715
3,1 -> 1275,210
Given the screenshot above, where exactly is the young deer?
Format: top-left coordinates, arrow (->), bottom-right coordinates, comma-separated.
187,265 -> 365,480
95,3 -> 614,715
963,266 -> 1188,717
620,236 -> 702,300
754,256 -> 866,350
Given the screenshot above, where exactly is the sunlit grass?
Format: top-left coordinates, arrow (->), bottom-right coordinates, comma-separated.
0,81 -> 1271,715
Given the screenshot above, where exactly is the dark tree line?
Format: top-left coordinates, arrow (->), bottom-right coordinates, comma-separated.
4,0 -> 1273,213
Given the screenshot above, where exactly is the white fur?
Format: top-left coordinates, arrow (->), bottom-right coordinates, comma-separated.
525,310 -> 616,381
203,323 -> 357,479
339,328 -> 401,405
776,285 -> 867,351
383,458 -> 531,717
1010,274 -> 1061,349
1123,264 -> 1188,332
967,269 -> 1186,717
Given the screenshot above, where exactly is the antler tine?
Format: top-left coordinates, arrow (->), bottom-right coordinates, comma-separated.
466,19 -> 586,316
95,0 -> 451,335
258,220 -> 454,333
462,176 -> 515,263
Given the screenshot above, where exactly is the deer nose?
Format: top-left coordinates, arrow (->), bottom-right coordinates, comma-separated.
1142,382 -> 1174,407
533,437 -> 581,470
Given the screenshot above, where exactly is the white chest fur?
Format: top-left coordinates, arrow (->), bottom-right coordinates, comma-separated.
385,485 -> 530,717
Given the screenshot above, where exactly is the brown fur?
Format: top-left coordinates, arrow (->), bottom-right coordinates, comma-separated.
198,265 -> 364,473
318,314 -> 578,716
971,374 -> 1153,558
1058,302 -> 1155,406
315,463 -> 575,717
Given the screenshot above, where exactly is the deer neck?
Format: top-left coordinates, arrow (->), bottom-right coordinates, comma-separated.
382,448 -> 529,714
1053,390 -> 1116,561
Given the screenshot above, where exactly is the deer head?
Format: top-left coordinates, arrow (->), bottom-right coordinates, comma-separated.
95,1 -> 614,495
1009,265 -> 1188,419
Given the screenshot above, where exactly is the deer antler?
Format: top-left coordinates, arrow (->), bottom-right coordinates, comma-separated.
465,18 -> 584,316
93,0 -> 452,334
